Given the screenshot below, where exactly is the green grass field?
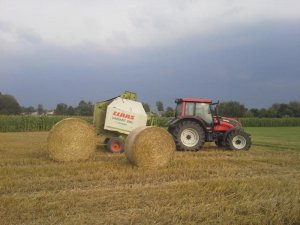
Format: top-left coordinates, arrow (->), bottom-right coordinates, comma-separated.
0,127 -> 299,225
246,127 -> 300,151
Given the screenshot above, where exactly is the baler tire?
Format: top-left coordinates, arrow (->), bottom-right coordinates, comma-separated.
107,137 -> 125,153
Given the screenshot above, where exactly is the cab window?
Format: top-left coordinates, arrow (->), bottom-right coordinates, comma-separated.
195,103 -> 212,124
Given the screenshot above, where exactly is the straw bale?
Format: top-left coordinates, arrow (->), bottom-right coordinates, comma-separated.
47,118 -> 96,162
125,126 -> 175,168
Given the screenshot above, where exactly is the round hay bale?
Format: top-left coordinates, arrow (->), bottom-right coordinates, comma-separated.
125,126 -> 175,168
47,118 -> 96,162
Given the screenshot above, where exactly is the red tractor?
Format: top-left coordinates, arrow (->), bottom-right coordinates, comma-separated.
168,98 -> 251,151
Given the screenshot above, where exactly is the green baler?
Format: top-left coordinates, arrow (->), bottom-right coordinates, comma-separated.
93,91 -> 147,153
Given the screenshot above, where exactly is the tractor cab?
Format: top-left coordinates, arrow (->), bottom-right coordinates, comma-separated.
168,98 -> 251,151
175,98 -> 214,124
174,98 -> 241,131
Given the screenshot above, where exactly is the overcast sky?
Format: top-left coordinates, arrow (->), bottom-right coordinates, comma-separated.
1,0 -> 300,110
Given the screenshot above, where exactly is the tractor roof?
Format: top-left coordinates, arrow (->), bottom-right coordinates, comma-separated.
176,98 -> 212,104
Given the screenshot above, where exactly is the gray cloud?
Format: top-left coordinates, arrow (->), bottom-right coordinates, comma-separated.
0,20 -> 43,49
1,0 -> 300,50
0,21 -> 12,32
16,27 -> 43,44
1,21 -> 299,109
1,0 -> 300,109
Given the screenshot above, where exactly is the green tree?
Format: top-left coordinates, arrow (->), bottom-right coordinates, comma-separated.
67,106 -> 75,116
288,101 -> 300,117
250,108 -> 259,117
142,102 -> 150,113
76,100 -> 93,116
21,106 -> 35,114
258,108 -> 267,117
54,103 -> 68,115
156,101 -> 164,112
244,111 -> 254,118
0,92 -> 21,115
164,106 -> 175,117
270,103 -> 292,117
37,104 -> 44,115
218,101 -> 247,118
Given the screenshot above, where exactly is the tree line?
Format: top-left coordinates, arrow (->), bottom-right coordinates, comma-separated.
142,101 -> 175,117
22,101 -> 94,116
218,101 -> 300,118
148,100 -> 300,118
53,101 -> 93,116
0,92 -> 93,116
1,92 -> 299,118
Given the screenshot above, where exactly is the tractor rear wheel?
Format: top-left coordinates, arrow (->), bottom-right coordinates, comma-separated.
226,130 -> 251,150
107,137 -> 125,153
171,121 -> 205,151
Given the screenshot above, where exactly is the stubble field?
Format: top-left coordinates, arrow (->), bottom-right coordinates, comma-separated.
0,127 -> 300,225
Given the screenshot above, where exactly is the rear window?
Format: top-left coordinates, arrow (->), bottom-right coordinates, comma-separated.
175,103 -> 183,117
185,102 -> 194,116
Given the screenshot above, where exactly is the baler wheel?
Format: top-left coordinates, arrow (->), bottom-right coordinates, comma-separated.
107,137 -> 125,153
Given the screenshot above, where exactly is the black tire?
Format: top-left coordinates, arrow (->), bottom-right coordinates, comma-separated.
226,130 -> 251,150
167,127 -> 174,134
171,121 -> 205,151
215,136 -> 225,148
107,137 -> 125,153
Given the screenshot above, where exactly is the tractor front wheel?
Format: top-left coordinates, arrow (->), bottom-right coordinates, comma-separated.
227,130 -> 251,150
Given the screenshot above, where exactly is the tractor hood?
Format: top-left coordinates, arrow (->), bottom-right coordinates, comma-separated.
219,117 -> 242,128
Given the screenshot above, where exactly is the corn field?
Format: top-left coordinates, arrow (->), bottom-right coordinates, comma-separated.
0,116 -> 300,132
0,116 -> 93,132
